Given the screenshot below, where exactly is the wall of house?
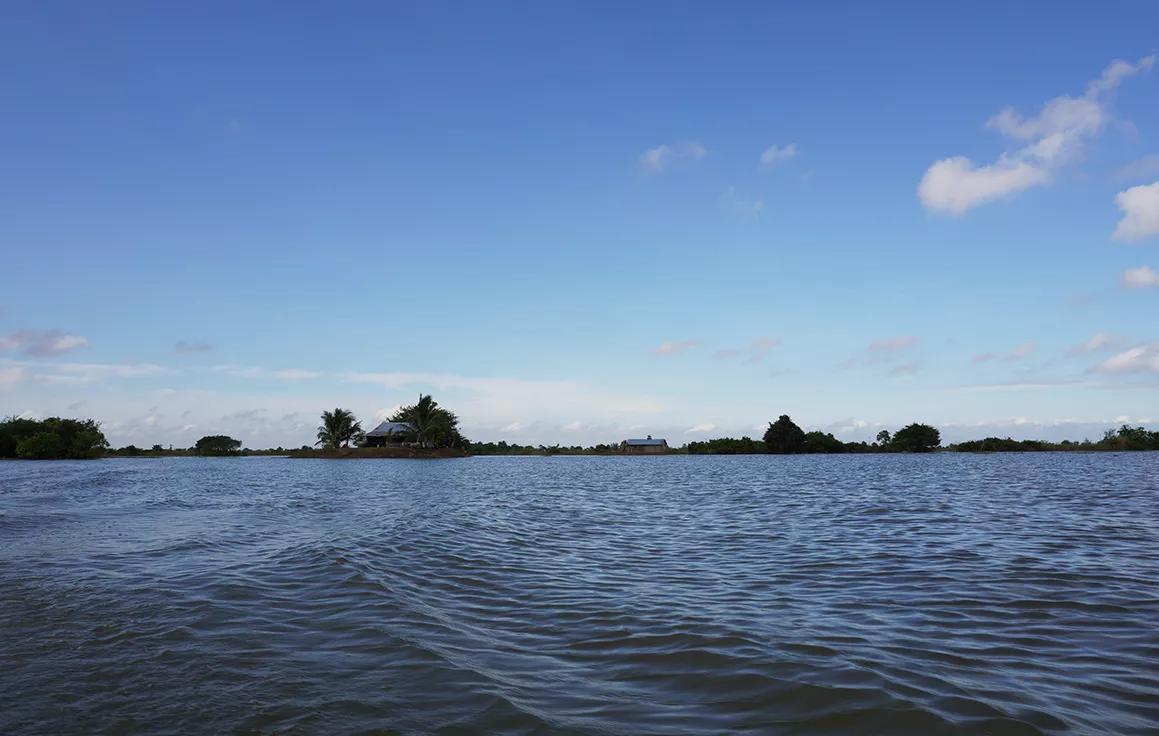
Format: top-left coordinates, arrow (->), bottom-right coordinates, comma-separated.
622,444 -> 667,454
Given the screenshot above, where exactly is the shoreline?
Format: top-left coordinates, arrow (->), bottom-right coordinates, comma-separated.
287,447 -> 467,459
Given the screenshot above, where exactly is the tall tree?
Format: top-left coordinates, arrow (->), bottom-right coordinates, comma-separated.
803,431 -> 844,453
316,408 -> 364,449
390,395 -> 464,449
763,415 -> 806,454
195,435 -> 243,456
891,423 -> 941,453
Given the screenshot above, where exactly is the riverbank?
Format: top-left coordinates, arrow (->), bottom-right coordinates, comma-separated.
288,447 -> 467,459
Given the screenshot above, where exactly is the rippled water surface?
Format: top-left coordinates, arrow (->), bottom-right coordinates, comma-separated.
2,455 -> 1158,735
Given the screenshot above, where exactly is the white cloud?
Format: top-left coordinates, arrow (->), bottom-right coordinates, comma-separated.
0,366 -> 27,391
343,371 -> 670,419
759,143 -> 797,166
212,365 -> 263,378
272,369 -> 322,380
1112,180 -> 1159,241
1066,332 -> 1122,357
562,421 -> 584,431
685,423 -> 716,434
1094,344 -> 1159,374
212,365 -> 320,380
374,405 -> 405,422
639,140 -> 706,174
973,342 -> 1035,362
1122,265 -> 1159,289
918,157 -> 1051,215
919,56 -> 1154,215
1116,154 -> 1159,181
841,336 -> 920,370
0,330 -> 90,357
888,360 -> 920,377
869,334 -> 918,352
741,336 -> 781,364
55,362 -> 167,380
649,340 -> 700,357
0,360 -> 168,392
950,379 -> 1099,392
721,187 -> 763,218
1007,342 -> 1036,360
4,360 -> 167,385
174,340 -> 213,354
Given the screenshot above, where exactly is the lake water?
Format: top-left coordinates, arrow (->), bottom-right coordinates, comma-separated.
2,454 -> 1158,735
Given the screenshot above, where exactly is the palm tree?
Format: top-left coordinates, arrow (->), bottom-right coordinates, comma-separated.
316,408 -> 364,449
392,394 -> 458,449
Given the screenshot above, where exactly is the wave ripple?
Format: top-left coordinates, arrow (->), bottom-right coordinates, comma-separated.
2,453 -> 1158,734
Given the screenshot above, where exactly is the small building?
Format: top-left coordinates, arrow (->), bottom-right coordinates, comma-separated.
362,421 -> 416,447
620,436 -> 668,454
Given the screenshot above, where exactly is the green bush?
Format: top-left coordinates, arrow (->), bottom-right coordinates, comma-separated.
1,417 -> 108,459
195,435 -> 242,456
16,432 -> 65,459
891,423 -> 941,453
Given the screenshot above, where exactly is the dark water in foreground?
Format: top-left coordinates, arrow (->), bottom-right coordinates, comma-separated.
2,455 -> 1158,735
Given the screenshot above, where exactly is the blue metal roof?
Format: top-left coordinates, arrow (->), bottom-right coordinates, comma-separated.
366,421 -> 416,437
624,438 -> 667,446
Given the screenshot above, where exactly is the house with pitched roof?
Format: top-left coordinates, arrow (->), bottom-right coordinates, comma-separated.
362,421 -> 416,448
620,436 -> 668,454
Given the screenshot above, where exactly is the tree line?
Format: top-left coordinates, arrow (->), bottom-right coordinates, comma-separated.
0,416 -> 109,459
686,416 -> 942,454
950,425 -> 1159,453
7,407 -> 1159,459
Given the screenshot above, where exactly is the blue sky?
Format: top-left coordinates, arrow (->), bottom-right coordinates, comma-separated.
2,2 -> 1158,448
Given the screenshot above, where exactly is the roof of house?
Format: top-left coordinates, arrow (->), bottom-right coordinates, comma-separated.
366,421 -> 416,437
623,438 -> 667,446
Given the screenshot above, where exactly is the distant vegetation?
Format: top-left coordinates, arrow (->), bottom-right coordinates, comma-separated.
7,409 -> 1155,460
686,420 -> 1159,455
469,416 -> 941,455
950,425 -> 1159,453
470,441 -> 623,456
743,415 -> 942,454
685,436 -> 766,454
288,396 -> 469,458
891,423 -> 942,453
195,435 -> 242,456
0,416 -> 108,459
389,395 -> 467,449
764,415 -> 807,453
316,408 -> 364,450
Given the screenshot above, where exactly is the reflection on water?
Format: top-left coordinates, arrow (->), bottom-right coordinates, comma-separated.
1,454 -> 1158,734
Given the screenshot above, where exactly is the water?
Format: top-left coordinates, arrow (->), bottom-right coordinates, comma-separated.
2,454 -> 1158,735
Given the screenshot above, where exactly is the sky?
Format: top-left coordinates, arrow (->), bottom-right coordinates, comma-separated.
2,2 -> 1159,449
